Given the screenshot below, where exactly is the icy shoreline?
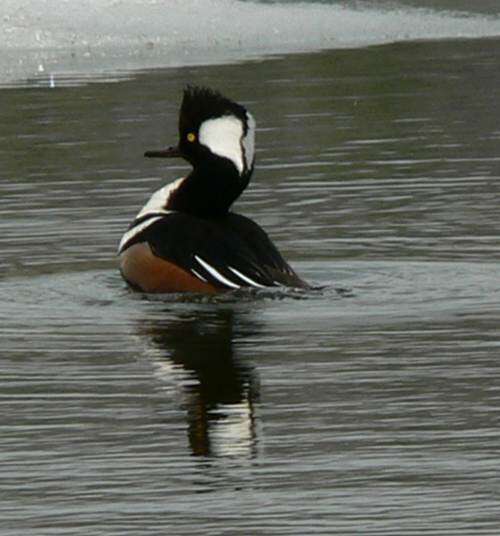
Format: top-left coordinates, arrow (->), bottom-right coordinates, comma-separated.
2,0 -> 500,85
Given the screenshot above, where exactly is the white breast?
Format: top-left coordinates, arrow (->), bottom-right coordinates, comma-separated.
118,177 -> 185,254
136,176 -> 185,219
118,215 -> 163,254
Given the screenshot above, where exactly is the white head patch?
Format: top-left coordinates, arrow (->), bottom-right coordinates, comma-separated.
199,113 -> 255,174
243,112 -> 256,170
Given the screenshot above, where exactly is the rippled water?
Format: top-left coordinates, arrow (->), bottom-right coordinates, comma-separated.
1,38 -> 500,534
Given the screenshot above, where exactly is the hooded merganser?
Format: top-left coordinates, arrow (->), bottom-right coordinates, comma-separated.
118,86 -> 308,293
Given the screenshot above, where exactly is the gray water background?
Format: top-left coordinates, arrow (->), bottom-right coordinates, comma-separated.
1,20 -> 500,536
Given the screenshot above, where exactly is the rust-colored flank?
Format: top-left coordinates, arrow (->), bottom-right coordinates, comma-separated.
120,243 -> 218,294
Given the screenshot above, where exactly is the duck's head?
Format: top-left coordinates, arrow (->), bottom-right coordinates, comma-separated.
145,86 -> 256,181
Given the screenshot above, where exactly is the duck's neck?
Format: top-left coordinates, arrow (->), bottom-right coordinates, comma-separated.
168,160 -> 251,219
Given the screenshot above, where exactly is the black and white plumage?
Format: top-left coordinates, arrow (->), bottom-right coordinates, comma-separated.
118,86 -> 308,293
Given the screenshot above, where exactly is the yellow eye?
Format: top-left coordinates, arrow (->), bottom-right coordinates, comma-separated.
187,132 -> 196,143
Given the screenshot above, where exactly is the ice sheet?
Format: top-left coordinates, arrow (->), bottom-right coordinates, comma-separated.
2,0 -> 500,85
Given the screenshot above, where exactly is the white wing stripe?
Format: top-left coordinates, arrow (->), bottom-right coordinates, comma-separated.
194,255 -> 241,289
228,266 -> 266,288
191,269 -> 208,283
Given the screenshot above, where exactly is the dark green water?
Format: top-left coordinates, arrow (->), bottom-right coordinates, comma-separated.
1,38 -> 500,534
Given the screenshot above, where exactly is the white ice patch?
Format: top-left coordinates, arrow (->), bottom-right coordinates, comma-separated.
4,1 -> 500,86
136,177 -> 184,219
199,115 -> 245,174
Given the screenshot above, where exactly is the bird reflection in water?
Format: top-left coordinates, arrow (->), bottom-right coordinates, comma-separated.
139,308 -> 260,458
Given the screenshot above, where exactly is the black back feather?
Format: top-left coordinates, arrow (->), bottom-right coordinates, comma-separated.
124,213 -> 307,290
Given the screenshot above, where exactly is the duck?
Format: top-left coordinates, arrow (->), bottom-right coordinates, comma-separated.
118,85 -> 308,293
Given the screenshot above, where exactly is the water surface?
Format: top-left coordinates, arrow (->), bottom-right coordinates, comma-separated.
1,38 -> 500,534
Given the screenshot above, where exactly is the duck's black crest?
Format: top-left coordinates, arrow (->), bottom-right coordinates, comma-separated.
179,86 -> 249,134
